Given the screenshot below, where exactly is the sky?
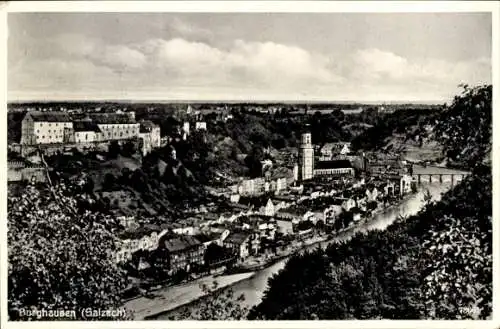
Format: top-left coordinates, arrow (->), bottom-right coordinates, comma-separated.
8,12 -> 492,102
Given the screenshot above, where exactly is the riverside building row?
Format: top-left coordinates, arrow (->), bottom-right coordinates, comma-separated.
20,111 -> 161,155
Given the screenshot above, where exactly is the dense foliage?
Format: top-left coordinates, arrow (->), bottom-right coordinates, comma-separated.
434,84 -> 492,169
350,108 -> 440,151
248,165 -> 491,319
167,281 -> 249,320
8,182 -> 129,320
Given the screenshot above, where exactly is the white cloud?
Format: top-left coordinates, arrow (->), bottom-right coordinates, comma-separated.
8,35 -> 491,101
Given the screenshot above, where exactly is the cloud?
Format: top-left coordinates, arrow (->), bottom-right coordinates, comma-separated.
167,17 -> 213,40
8,34 -> 491,101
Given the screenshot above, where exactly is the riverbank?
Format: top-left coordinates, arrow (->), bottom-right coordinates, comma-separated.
153,181 -> 457,320
124,272 -> 255,320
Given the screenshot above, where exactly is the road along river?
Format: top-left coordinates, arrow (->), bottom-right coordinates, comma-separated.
154,166 -> 467,319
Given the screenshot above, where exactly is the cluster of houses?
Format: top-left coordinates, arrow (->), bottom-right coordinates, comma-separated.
115,162 -> 414,276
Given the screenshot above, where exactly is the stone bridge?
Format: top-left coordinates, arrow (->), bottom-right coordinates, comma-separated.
411,173 -> 467,185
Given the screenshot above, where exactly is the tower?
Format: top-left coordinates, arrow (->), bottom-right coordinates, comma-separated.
298,129 -> 314,181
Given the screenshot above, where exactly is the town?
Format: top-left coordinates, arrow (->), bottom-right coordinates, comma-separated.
8,102 -> 436,300
6,9 -> 493,322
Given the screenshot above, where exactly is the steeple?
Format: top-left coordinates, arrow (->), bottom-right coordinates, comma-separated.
298,124 -> 314,181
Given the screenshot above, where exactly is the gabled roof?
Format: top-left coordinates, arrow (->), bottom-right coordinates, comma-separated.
315,160 -> 353,170
163,235 -> 202,253
27,111 -> 72,123
238,196 -> 271,209
194,232 -> 221,243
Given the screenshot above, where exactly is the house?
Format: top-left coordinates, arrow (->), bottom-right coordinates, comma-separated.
230,194 -> 241,203
171,224 -> 199,236
238,195 -> 273,215
340,198 -> 357,212
116,225 -> 163,263
88,112 -> 139,141
365,187 -> 379,202
73,120 -> 102,143
21,111 -> 73,145
275,218 -> 294,235
319,142 -> 351,160
182,122 -> 190,140
224,232 -> 252,261
195,121 -> 207,130
238,177 -> 265,196
161,235 -> 205,273
382,181 -> 396,196
139,120 -> 161,155
261,199 -> 275,216
275,177 -> 288,193
194,229 -> 230,247
324,204 -> 343,226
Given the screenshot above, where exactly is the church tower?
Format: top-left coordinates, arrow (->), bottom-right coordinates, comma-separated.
298,128 -> 314,181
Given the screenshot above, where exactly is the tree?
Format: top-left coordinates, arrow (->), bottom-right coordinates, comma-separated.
121,141 -> 136,157
102,173 -> 116,191
171,281 -> 249,320
8,183 -> 129,320
434,84 -> 491,169
108,141 -> 120,159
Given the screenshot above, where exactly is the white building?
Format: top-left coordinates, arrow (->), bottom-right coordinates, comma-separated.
88,112 -> 139,141
139,120 -> 161,155
73,120 -> 102,143
182,122 -> 190,140
195,122 -> 207,130
319,142 -> 351,160
21,112 -> 73,145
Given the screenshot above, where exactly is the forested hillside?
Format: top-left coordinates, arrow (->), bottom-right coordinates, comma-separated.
248,85 -> 492,320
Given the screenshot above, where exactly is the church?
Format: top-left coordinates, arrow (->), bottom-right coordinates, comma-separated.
295,129 -> 355,182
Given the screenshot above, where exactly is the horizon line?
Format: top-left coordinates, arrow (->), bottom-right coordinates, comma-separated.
7,99 -> 446,105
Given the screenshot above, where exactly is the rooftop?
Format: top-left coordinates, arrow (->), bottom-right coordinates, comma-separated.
73,120 -> 102,132
27,111 -> 72,123
315,160 -> 353,170
163,235 -> 202,253
88,113 -> 136,124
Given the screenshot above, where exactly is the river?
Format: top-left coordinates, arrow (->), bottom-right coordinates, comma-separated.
155,166 -> 467,319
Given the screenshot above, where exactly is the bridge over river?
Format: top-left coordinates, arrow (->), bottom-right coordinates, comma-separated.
411,165 -> 469,185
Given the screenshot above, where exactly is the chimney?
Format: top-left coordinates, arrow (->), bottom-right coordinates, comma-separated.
127,111 -> 136,122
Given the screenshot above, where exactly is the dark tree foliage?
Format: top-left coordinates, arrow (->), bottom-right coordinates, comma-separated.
108,141 -> 121,159
8,183 -> 130,320
434,84 -> 491,169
